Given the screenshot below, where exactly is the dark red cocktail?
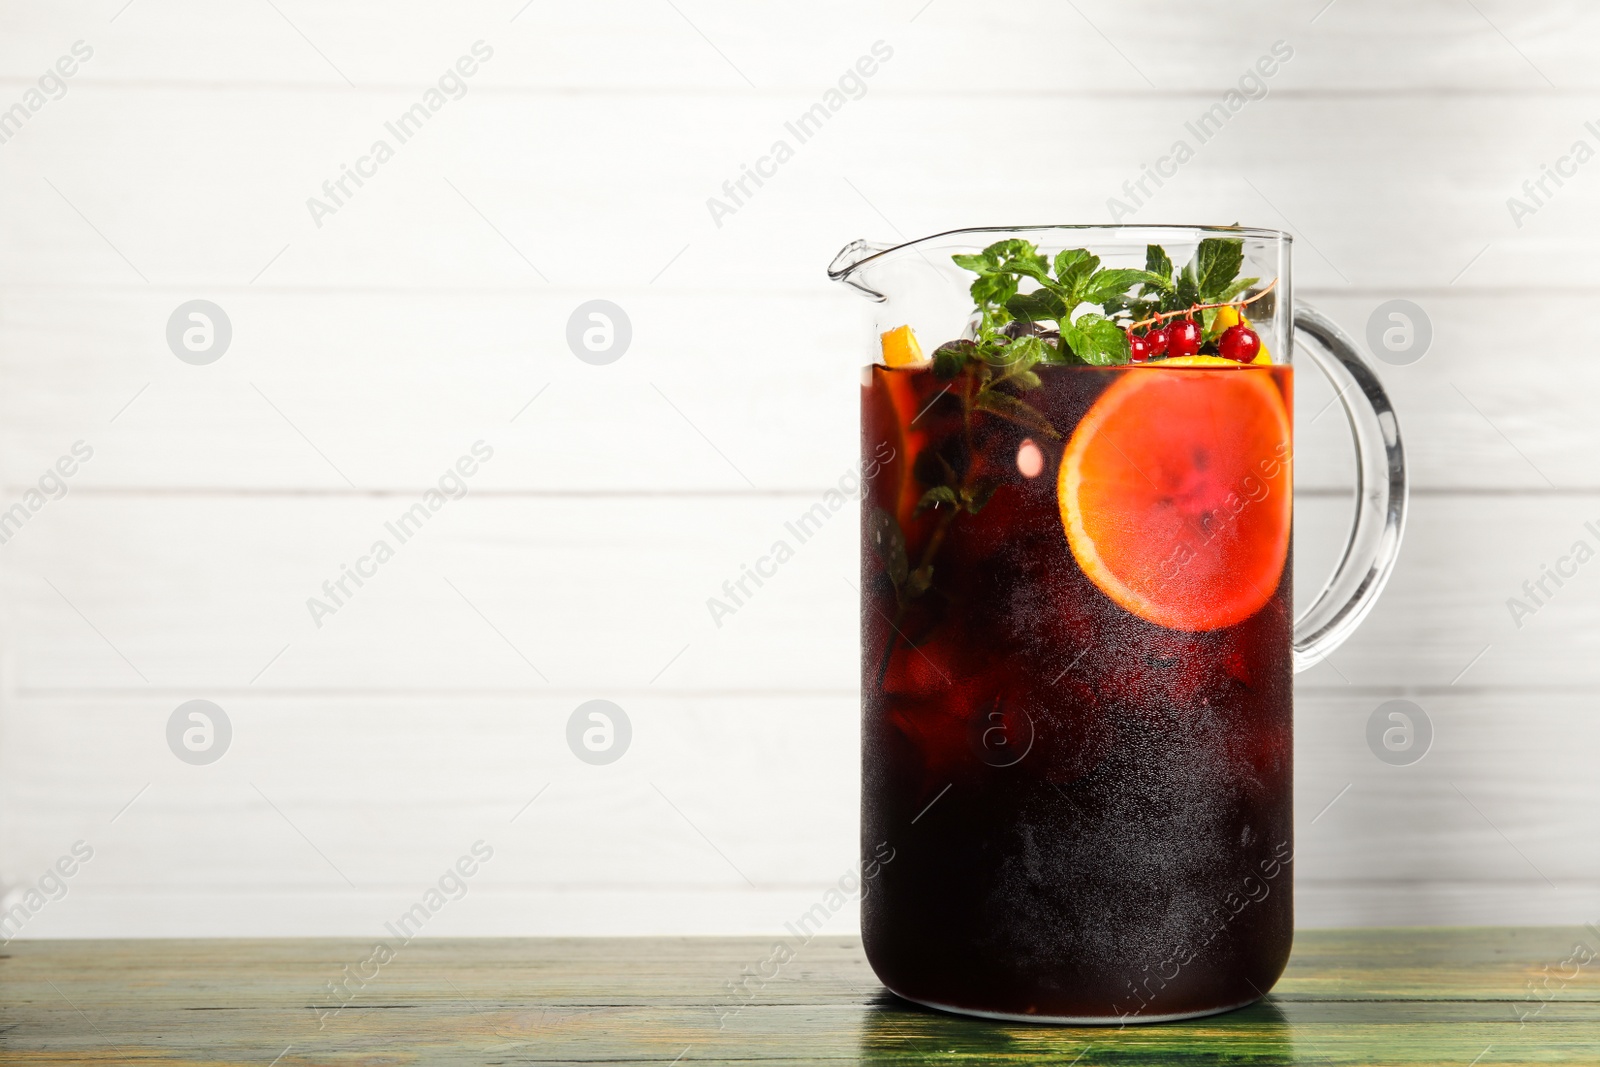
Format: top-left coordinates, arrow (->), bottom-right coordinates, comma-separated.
861,357 -> 1295,1023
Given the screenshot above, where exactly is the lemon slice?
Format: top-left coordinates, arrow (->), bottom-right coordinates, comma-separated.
1147,355 -> 1240,367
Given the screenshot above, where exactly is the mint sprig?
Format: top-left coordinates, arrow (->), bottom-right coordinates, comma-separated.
949,238 -> 1175,370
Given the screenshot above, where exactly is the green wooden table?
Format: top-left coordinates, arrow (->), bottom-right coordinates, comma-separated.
2,928 -> 1597,1064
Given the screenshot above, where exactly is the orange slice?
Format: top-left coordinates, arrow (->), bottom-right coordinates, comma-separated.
1058,367 -> 1292,631
880,325 -> 925,367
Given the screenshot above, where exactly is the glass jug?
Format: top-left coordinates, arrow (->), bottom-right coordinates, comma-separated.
831,225 -> 1405,1023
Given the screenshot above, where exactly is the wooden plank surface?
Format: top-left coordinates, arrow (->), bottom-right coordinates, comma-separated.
2,929 -> 1598,1064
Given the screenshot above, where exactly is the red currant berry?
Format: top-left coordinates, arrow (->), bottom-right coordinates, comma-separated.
1147,327 -> 1171,357
1128,334 -> 1151,363
1218,324 -> 1262,363
1167,319 -> 1201,357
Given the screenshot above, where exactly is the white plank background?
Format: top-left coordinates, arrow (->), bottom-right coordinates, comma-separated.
1,0 -> 1596,937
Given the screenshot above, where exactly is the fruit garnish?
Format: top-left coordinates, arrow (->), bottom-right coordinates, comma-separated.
1218,323 -> 1262,362
937,235 -> 1272,373
1214,305 -> 1272,364
1166,319 -> 1201,357
881,324 -> 926,368
1057,367 -> 1291,631
1148,355 -> 1241,367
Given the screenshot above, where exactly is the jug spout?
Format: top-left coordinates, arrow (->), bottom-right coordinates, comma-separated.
828,239 -> 891,301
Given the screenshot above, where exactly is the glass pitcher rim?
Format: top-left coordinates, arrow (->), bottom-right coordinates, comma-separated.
828,223 -> 1293,283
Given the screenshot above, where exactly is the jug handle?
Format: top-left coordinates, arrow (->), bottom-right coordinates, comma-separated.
1291,304 -> 1408,673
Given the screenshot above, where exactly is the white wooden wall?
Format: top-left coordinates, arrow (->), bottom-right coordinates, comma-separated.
1,0 -> 1597,937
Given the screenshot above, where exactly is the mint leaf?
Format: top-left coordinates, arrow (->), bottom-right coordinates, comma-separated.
1060,313 -> 1129,366
1053,249 -> 1100,297
1175,261 -> 1200,310
969,271 -> 1019,310
972,389 -> 1060,438
932,340 -> 976,379
982,238 -> 1040,262
1145,244 -> 1174,281
977,337 -> 1018,366
1005,289 -> 1067,323
1079,268 -> 1170,307
915,486 -> 959,514
1049,335 -> 1086,365
1195,238 -> 1245,301
995,335 -> 1049,371
1001,252 -> 1052,286
964,478 -> 1002,514
905,564 -> 934,597
954,241 -> 1062,332
913,448 -> 958,490
967,239 -> 1051,285
1217,276 -> 1260,303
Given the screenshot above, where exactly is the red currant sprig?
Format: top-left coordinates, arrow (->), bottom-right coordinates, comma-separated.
1121,277 -> 1277,363
1218,323 -> 1262,362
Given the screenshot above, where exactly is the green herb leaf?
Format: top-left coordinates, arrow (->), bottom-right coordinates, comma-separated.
868,507 -> 909,588
1080,268 -> 1171,307
1051,337 -> 1089,365
965,478 -> 1002,514
993,335 -> 1049,371
1053,248 -> 1100,296
1000,251 -> 1052,286
932,340 -> 976,379
914,449 -> 960,490
1059,313 -> 1130,366
1195,237 -> 1245,301
969,272 -> 1020,310
905,564 -> 934,598
981,238 -> 1041,262
1005,289 -> 1067,323
915,486 -> 959,514
1217,276 -> 1261,303
962,240 -> 1052,285
1175,261 -> 1201,310
1145,244 -> 1175,281
972,389 -> 1060,439
978,337 -> 1019,366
